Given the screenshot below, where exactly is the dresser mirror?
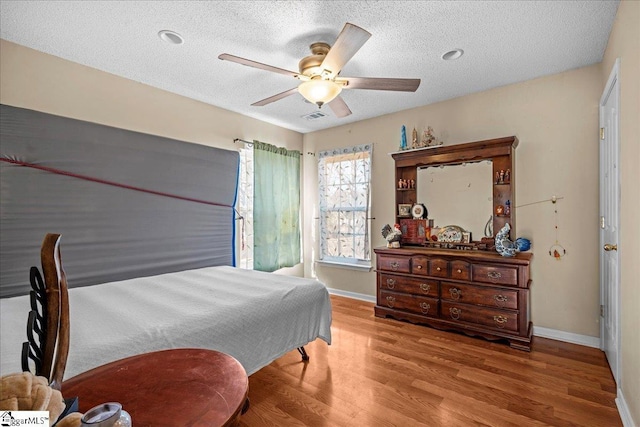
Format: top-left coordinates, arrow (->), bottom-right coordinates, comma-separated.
393,136 -> 517,242
416,161 -> 493,240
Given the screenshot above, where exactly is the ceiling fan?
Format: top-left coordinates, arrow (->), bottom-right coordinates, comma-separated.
218,23 -> 421,118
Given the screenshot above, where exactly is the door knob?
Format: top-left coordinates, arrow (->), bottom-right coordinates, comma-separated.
604,244 -> 617,251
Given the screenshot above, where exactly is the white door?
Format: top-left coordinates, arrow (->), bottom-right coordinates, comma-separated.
599,59 -> 620,383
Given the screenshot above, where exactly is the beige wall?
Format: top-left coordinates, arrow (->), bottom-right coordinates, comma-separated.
0,39 -> 305,276
304,64 -> 603,338
601,0 -> 640,423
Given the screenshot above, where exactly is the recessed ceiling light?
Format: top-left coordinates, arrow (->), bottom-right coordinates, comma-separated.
158,30 -> 184,45
442,49 -> 464,61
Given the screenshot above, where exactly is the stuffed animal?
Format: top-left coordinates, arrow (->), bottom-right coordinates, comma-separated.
0,372 -> 83,427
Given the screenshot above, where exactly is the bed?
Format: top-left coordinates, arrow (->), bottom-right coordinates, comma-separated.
1,105 -> 331,381
0,265 -> 332,379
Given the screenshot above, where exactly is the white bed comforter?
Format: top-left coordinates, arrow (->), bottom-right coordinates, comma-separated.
0,266 -> 332,378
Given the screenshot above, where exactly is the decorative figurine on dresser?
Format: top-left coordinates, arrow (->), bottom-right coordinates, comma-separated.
377,136 -> 533,351
381,224 -> 403,248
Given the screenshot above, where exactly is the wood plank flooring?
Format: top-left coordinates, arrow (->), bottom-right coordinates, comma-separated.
238,295 -> 621,427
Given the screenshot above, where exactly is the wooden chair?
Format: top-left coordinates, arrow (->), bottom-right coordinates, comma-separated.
21,233 -> 70,392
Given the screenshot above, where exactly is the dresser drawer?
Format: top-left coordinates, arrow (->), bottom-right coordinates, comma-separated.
441,301 -> 519,332
411,256 -> 429,275
441,282 -> 518,310
472,264 -> 518,286
378,255 -> 411,273
450,260 -> 471,281
428,258 -> 449,278
379,274 -> 438,297
380,290 -> 438,317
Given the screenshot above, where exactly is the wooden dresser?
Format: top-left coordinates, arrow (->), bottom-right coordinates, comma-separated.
374,247 -> 532,350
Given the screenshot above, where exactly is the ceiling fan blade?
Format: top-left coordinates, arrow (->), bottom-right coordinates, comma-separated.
218,53 -> 300,78
328,96 -> 352,118
251,87 -> 299,106
340,77 -> 421,92
321,23 -> 371,76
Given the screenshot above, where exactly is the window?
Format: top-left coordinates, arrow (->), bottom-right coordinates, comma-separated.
318,144 -> 373,267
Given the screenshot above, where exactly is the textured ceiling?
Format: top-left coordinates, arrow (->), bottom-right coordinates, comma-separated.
0,1 -> 619,134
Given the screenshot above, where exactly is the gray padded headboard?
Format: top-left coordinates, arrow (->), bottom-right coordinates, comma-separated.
0,104 -> 239,298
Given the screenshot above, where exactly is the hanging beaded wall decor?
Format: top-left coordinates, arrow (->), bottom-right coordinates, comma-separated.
548,196 -> 566,260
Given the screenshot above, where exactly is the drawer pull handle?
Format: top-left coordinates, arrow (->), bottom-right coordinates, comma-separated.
419,302 -> 431,314
457,269 -> 462,274
386,278 -> 396,289
487,271 -> 502,280
449,307 -> 461,320
493,315 -> 508,328
436,267 -> 442,272
494,294 -> 508,307
419,283 -> 431,294
390,261 -> 399,271
449,288 -> 461,300
386,296 -> 396,308
416,265 -> 422,270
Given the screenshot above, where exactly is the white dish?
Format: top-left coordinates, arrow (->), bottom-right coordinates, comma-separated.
411,203 -> 427,219
437,225 -> 464,243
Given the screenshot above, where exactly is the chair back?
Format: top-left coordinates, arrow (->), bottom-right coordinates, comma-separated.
21,233 -> 70,391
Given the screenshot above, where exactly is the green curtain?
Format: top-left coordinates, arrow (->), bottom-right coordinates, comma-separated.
253,141 -> 301,272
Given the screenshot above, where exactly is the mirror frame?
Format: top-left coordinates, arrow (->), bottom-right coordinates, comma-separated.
392,136 -> 518,241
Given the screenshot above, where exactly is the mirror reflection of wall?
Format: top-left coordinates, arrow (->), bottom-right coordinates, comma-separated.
417,161 -> 493,240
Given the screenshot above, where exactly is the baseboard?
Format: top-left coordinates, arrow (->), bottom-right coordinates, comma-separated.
327,288 -> 376,303
616,388 -> 637,427
532,326 -> 600,348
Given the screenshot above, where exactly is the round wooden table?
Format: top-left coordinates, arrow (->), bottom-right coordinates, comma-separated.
62,348 -> 249,427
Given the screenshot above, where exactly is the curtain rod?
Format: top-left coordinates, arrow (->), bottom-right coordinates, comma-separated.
233,138 -> 253,145
233,138 -> 315,155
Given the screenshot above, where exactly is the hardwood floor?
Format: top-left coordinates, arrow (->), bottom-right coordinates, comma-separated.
238,295 -> 622,427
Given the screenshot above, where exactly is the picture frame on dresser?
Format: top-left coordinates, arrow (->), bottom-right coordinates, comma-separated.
398,203 -> 412,217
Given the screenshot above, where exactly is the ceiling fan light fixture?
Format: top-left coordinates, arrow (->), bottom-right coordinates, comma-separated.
298,79 -> 342,108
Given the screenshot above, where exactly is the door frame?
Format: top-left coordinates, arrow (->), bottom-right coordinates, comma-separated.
599,58 -> 621,383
